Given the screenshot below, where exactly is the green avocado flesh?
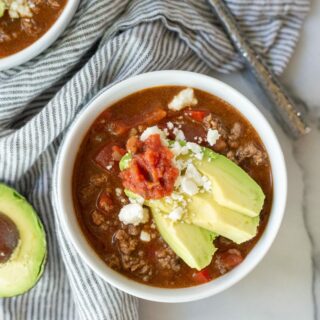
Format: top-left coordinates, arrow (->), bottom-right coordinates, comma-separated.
194,148 -> 265,217
0,2 -> 5,18
120,142 -> 265,268
152,210 -> 216,270
0,184 -> 46,298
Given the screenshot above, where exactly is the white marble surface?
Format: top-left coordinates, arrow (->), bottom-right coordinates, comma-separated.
140,1 -> 320,319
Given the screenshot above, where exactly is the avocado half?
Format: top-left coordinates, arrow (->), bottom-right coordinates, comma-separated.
0,184 -> 46,297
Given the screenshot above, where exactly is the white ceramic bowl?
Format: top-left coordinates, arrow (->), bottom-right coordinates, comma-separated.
53,71 -> 287,303
0,0 -> 79,71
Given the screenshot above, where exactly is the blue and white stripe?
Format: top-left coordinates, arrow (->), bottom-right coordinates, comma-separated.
0,0 -> 309,319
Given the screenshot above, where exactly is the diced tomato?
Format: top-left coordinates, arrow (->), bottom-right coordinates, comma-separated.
97,192 -> 114,212
95,144 -> 113,169
184,109 -> 207,122
119,134 -> 179,199
192,268 -> 212,283
112,146 -> 126,161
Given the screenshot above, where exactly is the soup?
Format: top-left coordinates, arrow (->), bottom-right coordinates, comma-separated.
0,0 -> 67,58
73,86 -> 273,288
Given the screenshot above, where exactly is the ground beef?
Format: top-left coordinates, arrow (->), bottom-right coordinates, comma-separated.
114,230 -> 138,255
90,173 -> 109,187
228,122 -> 243,148
236,142 -> 267,165
91,210 -> 105,226
114,229 -> 153,281
127,224 -> 141,236
105,253 -> 121,270
155,246 -> 181,272
203,113 -> 228,138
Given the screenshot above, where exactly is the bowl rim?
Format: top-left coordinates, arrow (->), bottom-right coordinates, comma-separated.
52,70 -> 287,303
0,0 -> 80,71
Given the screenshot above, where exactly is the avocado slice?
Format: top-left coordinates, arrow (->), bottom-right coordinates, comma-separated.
0,184 -> 46,298
192,148 -> 265,217
0,2 -> 6,18
186,193 -> 259,244
138,192 -> 258,244
152,209 -> 216,270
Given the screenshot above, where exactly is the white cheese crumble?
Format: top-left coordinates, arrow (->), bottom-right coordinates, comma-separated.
173,128 -> 186,141
185,163 -> 203,186
168,207 -> 184,221
186,142 -> 204,160
3,0 -> 33,19
140,231 -> 151,242
168,88 -> 198,111
180,177 -> 198,196
115,188 -> 122,197
207,129 -> 220,146
166,121 -> 174,130
118,204 -> 149,226
170,141 -> 188,157
140,125 -> 168,145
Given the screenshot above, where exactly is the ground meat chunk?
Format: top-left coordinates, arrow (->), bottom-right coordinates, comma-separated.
21,18 -> 40,37
114,230 -> 138,255
121,255 -> 153,281
105,254 -> 121,270
203,114 -> 228,138
228,122 -> 243,148
90,173 -> 108,187
236,142 -> 267,165
226,150 -> 238,163
91,210 -> 105,226
127,224 -> 141,236
155,247 -> 181,272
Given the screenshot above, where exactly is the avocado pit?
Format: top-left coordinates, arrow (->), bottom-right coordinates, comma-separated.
0,212 -> 20,264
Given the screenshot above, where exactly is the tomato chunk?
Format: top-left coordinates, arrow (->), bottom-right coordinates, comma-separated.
95,144 -> 113,169
120,134 -> 179,199
184,109 -> 207,122
192,268 -> 212,283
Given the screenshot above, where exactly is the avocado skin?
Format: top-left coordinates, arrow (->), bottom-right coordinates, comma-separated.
0,184 -> 47,298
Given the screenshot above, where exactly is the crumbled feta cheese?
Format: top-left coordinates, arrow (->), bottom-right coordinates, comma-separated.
167,122 -> 174,130
106,164 -> 112,170
173,128 -> 186,141
140,126 -> 166,142
202,176 -> 212,192
185,163 -> 203,186
170,141 -> 188,157
180,177 -> 198,196
140,231 -> 151,242
118,204 -> 149,226
168,88 -> 198,111
6,0 -> 33,19
168,207 -> 184,221
186,142 -> 204,160
207,129 -> 220,146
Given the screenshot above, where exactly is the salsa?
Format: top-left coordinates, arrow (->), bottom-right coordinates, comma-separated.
120,134 -> 179,199
0,0 -> 67,58
73,86 -> 273,288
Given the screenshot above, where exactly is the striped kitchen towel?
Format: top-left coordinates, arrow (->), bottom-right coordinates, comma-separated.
0,0 -> 309,319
